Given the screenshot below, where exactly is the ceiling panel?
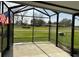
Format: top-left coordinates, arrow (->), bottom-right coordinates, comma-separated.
11,1 -> 79,14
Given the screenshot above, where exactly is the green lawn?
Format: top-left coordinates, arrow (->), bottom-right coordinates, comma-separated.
0,25 -> 79,55
14,26 -> 49,42
14,26 -> 79,54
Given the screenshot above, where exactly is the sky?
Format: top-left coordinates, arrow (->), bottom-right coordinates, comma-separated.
14,10 -> 79,26
1,2 -> 79,26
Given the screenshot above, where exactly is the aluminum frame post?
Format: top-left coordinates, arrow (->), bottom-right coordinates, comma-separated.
1,1 -> 4,57
48,16 -> 51,41
32,8 -> 34,42
71,14 -> 75,56
12,13 -> 14,45
7,9 -> 10,50
56,13 -> 59,47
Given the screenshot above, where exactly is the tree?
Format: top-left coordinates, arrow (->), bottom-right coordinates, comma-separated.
59,18 -> 72,27
20,11 -> 27,25
15,20 -> 22,25
31,11 -> 46,26
31,19 -> 46,26
38,19 -> 46,26
48,21 -> 51,24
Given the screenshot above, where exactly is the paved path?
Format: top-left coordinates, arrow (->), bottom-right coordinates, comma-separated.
4,41 -> 71,57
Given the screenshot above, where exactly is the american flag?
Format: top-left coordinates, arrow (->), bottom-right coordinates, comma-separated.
0,11 -> 10,25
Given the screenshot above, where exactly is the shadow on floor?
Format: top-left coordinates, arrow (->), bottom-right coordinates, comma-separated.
73,49 -> 79,57
4,46 -> 13,57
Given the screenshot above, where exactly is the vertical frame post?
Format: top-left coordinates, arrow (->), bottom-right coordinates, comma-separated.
7,8 -> 10,50
56,13 -> 59,47
1,1 -> 4,57
32,8 -> 34,42
12,13 -> 14,45
48,16 -> 51,41
71,14 -> 75,56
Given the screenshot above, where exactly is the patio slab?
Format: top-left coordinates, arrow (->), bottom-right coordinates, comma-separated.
4,41 -> 71,57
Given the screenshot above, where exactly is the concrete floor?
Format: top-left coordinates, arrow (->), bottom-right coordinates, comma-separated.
0,52 -> 1,57
4,41 -> 71,57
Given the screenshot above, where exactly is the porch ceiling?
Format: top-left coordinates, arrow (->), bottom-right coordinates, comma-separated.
11,1 -> 79,14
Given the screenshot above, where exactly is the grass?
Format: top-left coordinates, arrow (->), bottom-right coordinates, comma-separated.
14,26 -> 49,42
1,25 -> 79,55
14,26 -> 79,47
14,25 -> 79,54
